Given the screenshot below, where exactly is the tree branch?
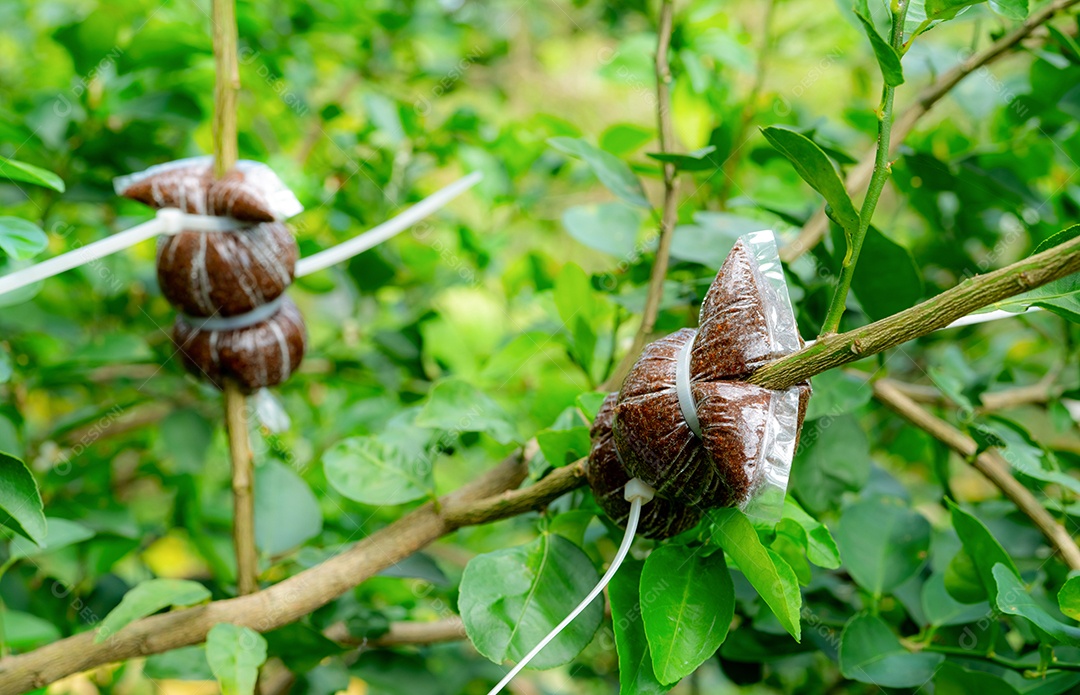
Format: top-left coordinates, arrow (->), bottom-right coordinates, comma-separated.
225,383 -> 258,595
0,446 -> 582,693
886,371 -> 1064,411
750,234 -> 1080,390
606,0 -> 678,391
324,617 -> 467,648
780,0 -> 1080,263
212,0 -> 240,178
873,379 -> 1080,570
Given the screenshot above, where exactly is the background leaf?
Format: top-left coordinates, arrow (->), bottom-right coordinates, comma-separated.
97,579 -> 211,643
206,623 -> 269,695
323,435 -> 433,506
0,452 -> 46,545
0,156 -> 65,192
0,218 -> 48,261
548,137 -> 650,208
839,613 -> 944,686
836,498 -> 930,596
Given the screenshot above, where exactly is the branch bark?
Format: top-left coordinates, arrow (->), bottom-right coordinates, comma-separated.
0,448 -> 583,693
780,0 -> 1080,263
606,0 -> 678,391
886,371 -> 1063,411
212,0 -> 240,178
750,234 -> 1080,390
225,382 -> 258,595
873,379 -> 1080,570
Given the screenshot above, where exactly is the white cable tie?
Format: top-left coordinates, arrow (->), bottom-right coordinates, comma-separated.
178,295 -> 286,331
675,335 -> 702,438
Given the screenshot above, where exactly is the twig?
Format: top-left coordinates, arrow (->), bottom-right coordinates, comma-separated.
819,0 -> 909,335
211,0 -> 258,597
0,447 -> 569,692
781,0 -> 1080,263
212,0 -> 240,178
750,234 -> 1080,390
225,382 -> 258,595
923,645 -> 1080,673
716,0 -> 776,207
605,0 -> 679,391
323,616 -> 467,648
873,379 -> 1080,570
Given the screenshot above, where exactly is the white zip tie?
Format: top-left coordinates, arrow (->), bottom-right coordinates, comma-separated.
178,294 -> 285,331
486,478 -> 654,695
675,334 -> 702,438
295,171 -> 483,278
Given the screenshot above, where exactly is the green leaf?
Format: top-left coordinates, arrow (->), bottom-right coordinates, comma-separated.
0,156 -> 65,192
839,613 -> 944,687
947,500 -> 1019,601
0,452 -> 46,545
854,11 -> 905,86
759,127 -> 860,252
554,263 -> 600,375
10,517 -> 94,560
263,623 -> 348,673
836,498 -> 930,596
641,544 -> 735,685
1059,576 -> 1080,621
255,460 -> 323,555
976,418 -> 1080,495
323,435 -> 433,505
790,415 -> 871,514
459,533 -> 603,670
924,0 -> 984,21
986,226 -> 1080,323
0,217 -> 48,261
709,508 -> 801,641
548,137 -> 650,208
561,203 -> 642,258
849,226 -> 923,320
992,564 -> 1080,646
646,146 -> 721,171
206,623 -> 269,695
934,662 -> 1021,695
1,609 -> 61,650
921,572 -> 990,627
945,548 -> 989,603
803,370 -> 871,421
415,378 -> 520,445
600,123 -> 655,157
989,0 -> 1027,19
782,498 -> 842,569
608,558 -> 669,695
97,579 -> 211,643
536,426 -> 591,467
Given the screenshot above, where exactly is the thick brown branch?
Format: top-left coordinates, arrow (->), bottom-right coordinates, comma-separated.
873,379 -> 1080,570
750,235 -> 1080,390
780,0 -> 1080,262
0,446 -> 586,693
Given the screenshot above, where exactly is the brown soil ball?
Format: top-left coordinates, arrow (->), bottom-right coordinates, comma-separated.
587,393 -> 702,539
156,223 -> 298,318
172,297 -> 307,393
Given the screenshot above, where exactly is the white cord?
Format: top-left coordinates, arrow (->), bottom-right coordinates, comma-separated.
295,171 -> 483,278
486,479 -> 655,695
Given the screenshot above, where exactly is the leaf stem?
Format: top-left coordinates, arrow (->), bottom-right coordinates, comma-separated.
923,645 -> 1080,673
819,1 -> 910,336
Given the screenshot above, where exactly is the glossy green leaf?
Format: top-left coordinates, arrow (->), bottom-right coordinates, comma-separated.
536,426 -> 591,467
1059,576 -> 1080,621
987,226 -> 1080,323
0,156 -> 65,192
924,0 -> 983,21
782,499 -> 842,569
947,500 -> 1019,601
646,146 -> 720,171
759,127 -> 860,249
709,508 -> 801,640
415,378 -> 519,444
323,435 -> 433,505
934,662 -> 1021,695
976,418 -> 1080,494
849,227 -> 923,320
10,517 -> 94,560
608,558 -> 668,695
803,370 -> 871,421
854,11 -> 905,86
944,548 -> 989,603
459,533 -> 602,670
600,123 -> 654,157
97,579 -> 211,643
548,137 -> 650,208
0,452 -> 46,545
992,564 -> 1080,646
0,217 -> 48,261
836,498 -> 930,595
989,0 -> 1028,19
1,609 -> 62,650
561,202 -> 642,257
921,572 -> 990,627
790,415 -> 871,514
554,263 -> 600,375
641,544 -> 735,685
255,460 -> 323,555
206,623 -> 269,695
839,613 -> 944,687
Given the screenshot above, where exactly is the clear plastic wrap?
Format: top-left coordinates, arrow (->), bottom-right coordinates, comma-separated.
611,231 -> 811,521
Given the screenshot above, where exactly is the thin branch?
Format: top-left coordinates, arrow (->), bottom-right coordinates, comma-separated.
874,378 -> 1080,570
780,0 -> 1080,263
225,382 -> 258,595
212,0 -> 240,177
923,645 -> 1080,674
819,0 -> 909,335
886,371 -> 1064,411
324,617 -> 467,648
606,0 -> 678,391
0,447 -> 578,693
750,234 -> 1080,390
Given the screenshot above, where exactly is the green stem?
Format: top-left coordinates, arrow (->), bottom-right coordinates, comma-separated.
924,645 -> 1080,673
819,0 -> 910,336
